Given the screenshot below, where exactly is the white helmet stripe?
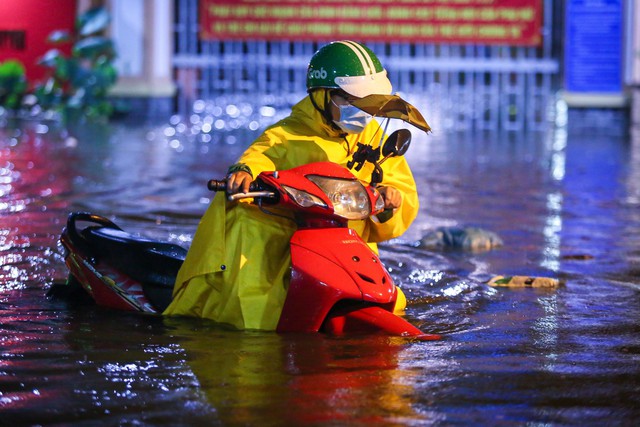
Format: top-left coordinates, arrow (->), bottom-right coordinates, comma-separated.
338,40 -> 374,76
347,41 -> 377,74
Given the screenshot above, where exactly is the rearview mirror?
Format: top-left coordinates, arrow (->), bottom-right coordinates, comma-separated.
382,129 -> 412,158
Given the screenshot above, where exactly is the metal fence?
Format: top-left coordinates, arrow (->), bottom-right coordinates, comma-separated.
173,0 -> 560,132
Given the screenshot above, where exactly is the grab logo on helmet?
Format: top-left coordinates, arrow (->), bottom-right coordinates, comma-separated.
308,67 -> 327,80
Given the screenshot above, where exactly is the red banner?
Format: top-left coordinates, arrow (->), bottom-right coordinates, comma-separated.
200,0 -> 542,46
0,0 -> 76,83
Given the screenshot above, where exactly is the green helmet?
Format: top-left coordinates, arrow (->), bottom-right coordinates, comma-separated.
306,40 -> 392,98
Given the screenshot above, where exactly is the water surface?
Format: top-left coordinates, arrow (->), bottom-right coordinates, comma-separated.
1,106 -> 639,425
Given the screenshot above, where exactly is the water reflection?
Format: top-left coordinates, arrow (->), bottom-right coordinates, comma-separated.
177,323 -> 429,425
0,123 -> 75,291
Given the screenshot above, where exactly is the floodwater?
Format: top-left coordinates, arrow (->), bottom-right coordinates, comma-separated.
1,102 -> 639,426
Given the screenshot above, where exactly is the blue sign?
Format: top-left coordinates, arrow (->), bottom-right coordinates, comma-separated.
564,0 -> 623,93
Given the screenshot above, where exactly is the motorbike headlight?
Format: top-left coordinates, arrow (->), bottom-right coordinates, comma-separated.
308,175 -> 371,220
282,185 -> 328,209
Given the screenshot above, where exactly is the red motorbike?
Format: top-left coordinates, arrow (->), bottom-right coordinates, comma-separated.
53,129 -> 440,340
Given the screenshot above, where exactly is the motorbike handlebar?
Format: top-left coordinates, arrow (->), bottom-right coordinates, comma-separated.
207,179 -> 263,192
207,179 -> 274,202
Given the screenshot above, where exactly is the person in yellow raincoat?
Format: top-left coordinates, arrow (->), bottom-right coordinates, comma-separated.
164,40 -> 420,330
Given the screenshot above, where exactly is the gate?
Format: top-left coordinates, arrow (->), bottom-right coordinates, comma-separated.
173,0 -> 560,132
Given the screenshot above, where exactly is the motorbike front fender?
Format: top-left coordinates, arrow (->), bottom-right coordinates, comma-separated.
323,306 -> 441,340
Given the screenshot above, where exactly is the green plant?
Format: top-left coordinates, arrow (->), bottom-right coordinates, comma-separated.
35,6 -> 117,119
0,59 -> 27,110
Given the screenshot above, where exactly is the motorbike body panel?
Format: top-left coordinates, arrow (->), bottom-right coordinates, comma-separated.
62,234 -> 159,313
60,213 -> 182,313
258,162 -> 382,225
277,227 -> 397,333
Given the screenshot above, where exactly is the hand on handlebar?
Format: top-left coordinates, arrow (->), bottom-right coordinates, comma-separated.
227,171 -> 253,194
378,186 -> 402,210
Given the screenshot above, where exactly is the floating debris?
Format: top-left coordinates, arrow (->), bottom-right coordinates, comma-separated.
561,254 -> 595,260
488,275 -> 563,288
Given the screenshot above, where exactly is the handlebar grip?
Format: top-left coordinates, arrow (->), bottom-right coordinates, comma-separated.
207,179 -> 227,192
207,179 -> 262,192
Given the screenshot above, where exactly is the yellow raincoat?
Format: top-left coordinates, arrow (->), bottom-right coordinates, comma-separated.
163,90 -> 419,330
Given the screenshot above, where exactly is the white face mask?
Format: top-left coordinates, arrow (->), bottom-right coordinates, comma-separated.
331,100 -> 373,134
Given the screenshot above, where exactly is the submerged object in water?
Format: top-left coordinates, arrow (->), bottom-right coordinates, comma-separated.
419,226 -> 503,251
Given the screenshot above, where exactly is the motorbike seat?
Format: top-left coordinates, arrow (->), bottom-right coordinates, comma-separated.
82,226 -> 187,311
